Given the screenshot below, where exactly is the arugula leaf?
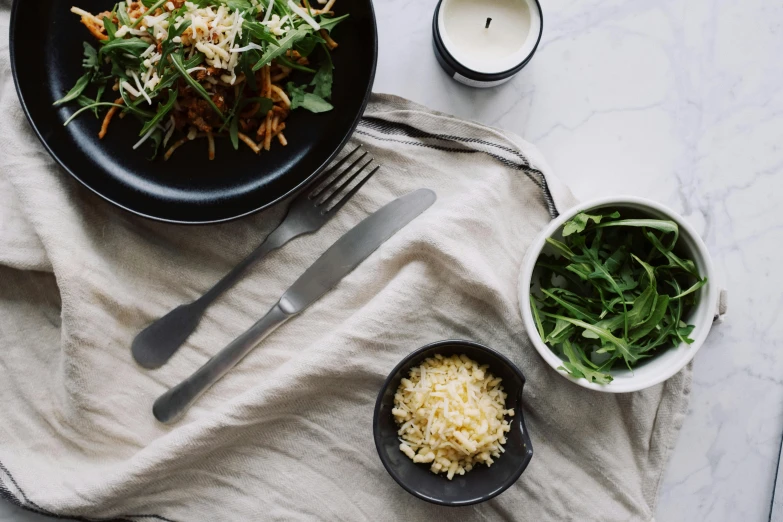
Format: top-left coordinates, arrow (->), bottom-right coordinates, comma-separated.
103,16 -> 118,40
117,2 -> 132,27
110,60 -> 130,82
646,231 -> 699,276
252,28 -> 311,71
118,84 -> 155,118
630,295 -> 670,342
193,0 -> 253,9
275,54 -> 316,73
147,128 -> 165,160
542,312 -> 637,363
224,96 -> 273,149
53,72 -> 92,106
603,245 -> 626,274
151,53 -> 203,95
82,42 -> 99,70
170,53 -> 226,121
243,21 -> 279,45
139,90 -> 178,137
286,82 -> 333,112
311,60 -> 333,99
158,20 -> 193,76
294,33 -> 326,57
62,102 -> 126,127
546,318 -> 575,345
559,340 -> 614,385
76,95 -> 100,119
671,277 -> 708,300
318,13 -> 349,33
529,295 -> 547,342
132,0 -> 167,28
93,81 -> 107,117
57,40 -> 102,111
631,254 -> 656,288
540,288 -> 597,322
545,237 -> 575,260
562,211 -> 620,236
101,37 -> 152,57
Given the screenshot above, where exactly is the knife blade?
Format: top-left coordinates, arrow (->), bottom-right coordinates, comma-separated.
153,189 -> 436,423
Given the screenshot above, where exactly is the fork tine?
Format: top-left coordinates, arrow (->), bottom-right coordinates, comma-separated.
324,165 -> 380,215
308,146 -> 363,199
312,152 -> 369,202
320,159 -> 374,209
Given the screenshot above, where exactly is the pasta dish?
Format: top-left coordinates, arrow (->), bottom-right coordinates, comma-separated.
57,0 -> 346,160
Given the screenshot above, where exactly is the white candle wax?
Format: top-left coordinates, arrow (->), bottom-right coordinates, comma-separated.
439,0 -> 540,75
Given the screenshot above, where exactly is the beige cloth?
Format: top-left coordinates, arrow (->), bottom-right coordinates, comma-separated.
0,8 -> 690,521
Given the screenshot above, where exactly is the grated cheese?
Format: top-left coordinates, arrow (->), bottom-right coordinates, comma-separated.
263,14 -> 289,36
286,0 -> 320,30
393,354 -> 514,480
263,0 -> 275,22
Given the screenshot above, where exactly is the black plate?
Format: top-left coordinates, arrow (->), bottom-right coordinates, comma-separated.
10,0 -> 377,224
374,340 -> 534,506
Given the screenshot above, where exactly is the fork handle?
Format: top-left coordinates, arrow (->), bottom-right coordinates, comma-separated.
199,225 -> 296,305
153,302 -> 293,424
132,224 -> 297,370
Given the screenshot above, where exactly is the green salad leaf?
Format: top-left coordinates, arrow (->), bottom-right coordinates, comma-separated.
531,210 -> 707,383
287,82 -> 333,112
170,52 -> 226,121
53,73 -> 92,106
310,61 -> 333,99
194,0 -> 253,9
252,28 -> 311,71
139,90 -> 178,137
562,211 -> 619,236
82,42 -> 100,70
319,13 -> 349,33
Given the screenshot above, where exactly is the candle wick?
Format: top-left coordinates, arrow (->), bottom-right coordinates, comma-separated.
485,17 -> 492,29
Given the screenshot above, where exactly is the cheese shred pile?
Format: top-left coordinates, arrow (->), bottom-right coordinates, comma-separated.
392,354 -> 514,480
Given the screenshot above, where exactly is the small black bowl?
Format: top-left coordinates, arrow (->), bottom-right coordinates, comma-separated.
373,340 -> 534,506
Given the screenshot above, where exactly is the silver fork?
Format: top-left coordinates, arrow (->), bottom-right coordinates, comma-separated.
132,146 -> 379,370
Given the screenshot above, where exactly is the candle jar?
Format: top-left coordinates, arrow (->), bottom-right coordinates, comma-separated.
432,0 -> 543,88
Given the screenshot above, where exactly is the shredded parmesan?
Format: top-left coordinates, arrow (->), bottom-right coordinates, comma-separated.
393,354 -> 514,480
263,0 -> 275,22
286,0 -> 320,30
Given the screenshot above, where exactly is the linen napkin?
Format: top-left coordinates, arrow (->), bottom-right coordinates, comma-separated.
0,7 -> 690,521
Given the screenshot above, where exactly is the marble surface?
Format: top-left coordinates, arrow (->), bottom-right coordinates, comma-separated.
3,0 -> 782,520
374,0 -> 783,520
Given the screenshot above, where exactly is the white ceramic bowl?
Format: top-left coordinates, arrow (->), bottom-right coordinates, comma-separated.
518,196 -> 718,393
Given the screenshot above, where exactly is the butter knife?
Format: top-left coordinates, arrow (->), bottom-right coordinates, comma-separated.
153,188 -> 437,423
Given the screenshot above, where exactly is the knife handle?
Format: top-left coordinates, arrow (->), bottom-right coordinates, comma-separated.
153,302 -> 292,424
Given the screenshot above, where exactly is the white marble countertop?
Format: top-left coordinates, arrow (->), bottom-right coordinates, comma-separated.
2,0 -> 781,520
373,0 -> 783,519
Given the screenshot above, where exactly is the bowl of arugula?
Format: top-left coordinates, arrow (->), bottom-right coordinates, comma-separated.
519,196 -> 718,393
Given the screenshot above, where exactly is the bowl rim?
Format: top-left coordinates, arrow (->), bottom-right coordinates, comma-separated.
518,195 -> 718,393
372,339 -> 534,506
